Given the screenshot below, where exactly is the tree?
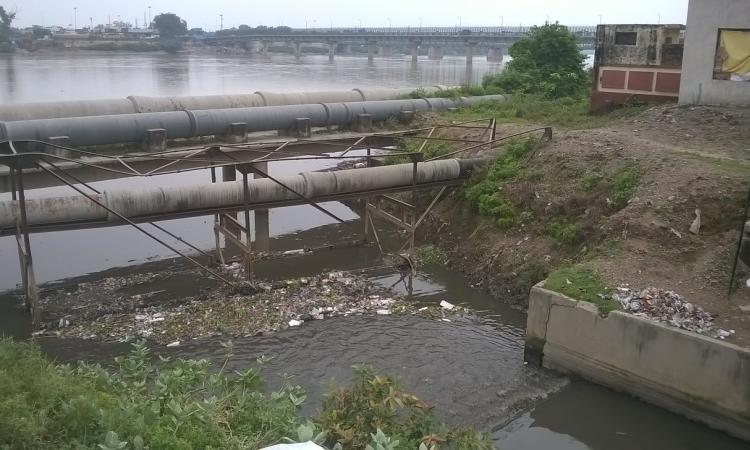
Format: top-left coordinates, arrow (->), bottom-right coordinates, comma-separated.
483,23 -> 587,99
152,13 -> 187,38
31,25 -> 51,39
0,5 -> 15,43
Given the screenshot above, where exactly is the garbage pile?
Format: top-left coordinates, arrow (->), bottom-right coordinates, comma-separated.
615,287 -> 734,340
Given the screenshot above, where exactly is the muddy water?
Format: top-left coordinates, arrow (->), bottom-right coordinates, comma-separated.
1,221 -> 744,450
0,52 -> 746,449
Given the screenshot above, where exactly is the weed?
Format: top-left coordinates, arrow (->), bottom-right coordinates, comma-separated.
580,173 -> 604,192
316,365 -> 492,450
383,139 -> 454,165
545,217 -> 582,245
416,245 -> 450,266
464,137 -> 538,228
0,339 -> 491,449
609,165 -> 641,209
445,94 -> 648,129
545,265 -> 621,314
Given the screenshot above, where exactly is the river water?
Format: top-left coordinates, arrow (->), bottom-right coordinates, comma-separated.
0,52 -> 746,449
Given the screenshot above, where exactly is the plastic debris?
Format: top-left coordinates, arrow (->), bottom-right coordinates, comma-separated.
689,208 -> 701,235
440,300 -> 455,310
261,443 -> 325,450
615,287 -> 723,338
166,340 -> 180,347
288,319 -> 302,327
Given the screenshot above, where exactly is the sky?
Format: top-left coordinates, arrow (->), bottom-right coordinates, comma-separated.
6,0 -> 689,31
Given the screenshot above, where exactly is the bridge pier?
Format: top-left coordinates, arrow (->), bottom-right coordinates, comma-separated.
367,42 -> 376,62
292,41 -> 302,59
328,41 -> 336,62
410,43 -> 419,67
378,45 -> 393,57
428,46 -> 443,61
261,40 -> 270,56
487,46 -> 504,63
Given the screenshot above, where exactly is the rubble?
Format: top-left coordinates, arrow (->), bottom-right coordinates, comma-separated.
614,287 -> 728,339
36,269 -> 468,344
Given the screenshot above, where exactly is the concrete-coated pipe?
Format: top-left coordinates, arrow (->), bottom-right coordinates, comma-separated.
0,98 -> 137,122
0,159 -> 483,229
0,87 -> 461,122
0,95 -> 506,148
255,90 -> 364,106
129,94 -> 265,113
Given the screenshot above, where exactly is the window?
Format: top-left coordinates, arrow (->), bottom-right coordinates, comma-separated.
615,32 -> 637,45
713,29 -> 750,81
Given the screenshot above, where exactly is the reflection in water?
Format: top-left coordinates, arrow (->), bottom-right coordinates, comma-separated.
0,53 -> 505,103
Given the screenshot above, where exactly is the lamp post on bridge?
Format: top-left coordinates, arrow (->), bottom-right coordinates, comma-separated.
73,7 -> 77,30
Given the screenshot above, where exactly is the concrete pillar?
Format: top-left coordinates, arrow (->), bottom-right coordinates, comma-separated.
367,42 -> 376,62
142,128 -> 167,153
328,42 -> 336,62
293,118 -> 311,138
225,122 -> 247,143
261,40 -> 270,56
356,113 -> 372,132
253,161 -> 270,252
487,46 -> 504,63
378,45 -> 392,57
428,46 -> 443,60
410,44 -> 419,67
465,44 -> 474,68
293,41 -> 301,58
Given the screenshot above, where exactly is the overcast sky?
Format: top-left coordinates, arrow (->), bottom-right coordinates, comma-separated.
7,0 -> 689,30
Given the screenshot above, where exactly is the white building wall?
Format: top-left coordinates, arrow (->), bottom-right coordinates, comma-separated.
678,0 -> 750,105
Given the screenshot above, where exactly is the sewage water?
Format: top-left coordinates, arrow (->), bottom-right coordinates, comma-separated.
0,52 -> 746,449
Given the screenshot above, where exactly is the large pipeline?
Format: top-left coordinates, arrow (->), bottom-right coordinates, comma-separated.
0,95 -> 506,148
0,86 -> 452,121
0,159 -> 483,231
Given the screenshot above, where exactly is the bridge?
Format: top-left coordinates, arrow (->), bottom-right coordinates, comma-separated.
201,26 -> 597,64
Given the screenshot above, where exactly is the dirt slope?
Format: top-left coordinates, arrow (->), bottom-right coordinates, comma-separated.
418,104 -> 750,347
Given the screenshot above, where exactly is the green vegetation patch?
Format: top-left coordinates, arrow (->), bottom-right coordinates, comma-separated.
416,244 -> 450,267
464,137 -> 538,228
384,139 -> 454,165
578,165 -> 641,210
545,265 -> 621,315
544,217 -> 582,246
0,339 -> 490,449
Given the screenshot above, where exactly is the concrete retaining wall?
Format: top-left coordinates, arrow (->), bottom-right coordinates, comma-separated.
525,283 -> 750,442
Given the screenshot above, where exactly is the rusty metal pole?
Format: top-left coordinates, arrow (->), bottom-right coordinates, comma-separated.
241,168 -> 253,278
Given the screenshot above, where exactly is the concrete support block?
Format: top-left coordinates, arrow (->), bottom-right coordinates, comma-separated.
465,44 -> 474,67
293,117 -> 311,138
142,128 -> 167,153
398,110 -> 415,124
356,114 -> 372,132
367,43 -> 376,62
378,45 -> 392,57
261,40 -> 270,55
293,41 -> 301,58
428,46 -> 443,60
225,122 -> 248,143
46,136 -> 73,158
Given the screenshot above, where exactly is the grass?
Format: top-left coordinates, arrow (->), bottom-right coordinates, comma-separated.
544,218 -> 582,246
383,139 -> 454,165
578,165 -> 641,210
464,137 -> 538,229
444,94 -> 648,129
545,265 -> 621,315
416,245 -> 450,267
0,339 -> 491,449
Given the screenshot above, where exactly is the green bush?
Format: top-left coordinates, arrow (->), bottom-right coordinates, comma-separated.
609,166 -> 641,209
464,137 -> 537,228
482,24 -> 588,99
0,339 -> 491,449
545,265 -> 620,314
316,365 -> 492,449
544,218 -> 582,245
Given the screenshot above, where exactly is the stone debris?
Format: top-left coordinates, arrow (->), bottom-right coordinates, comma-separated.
689,208 -> 701,235
37,269 -> 467,344
615,287 -> 724,338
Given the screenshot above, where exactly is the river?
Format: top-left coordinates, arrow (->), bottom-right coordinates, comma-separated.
0,51 -> 745,449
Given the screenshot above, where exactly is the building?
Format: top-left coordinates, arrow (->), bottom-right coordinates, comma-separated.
679,0 -> 750,105
590,24 -> 684,112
